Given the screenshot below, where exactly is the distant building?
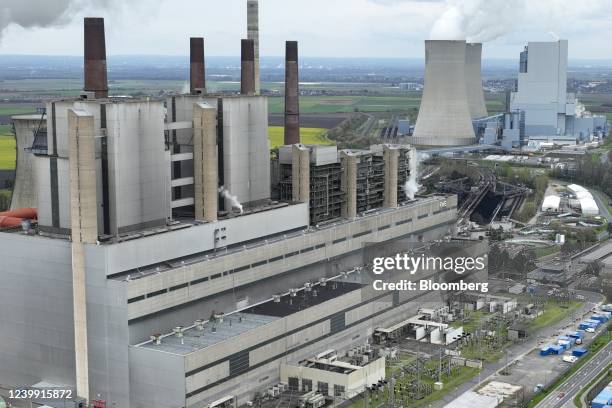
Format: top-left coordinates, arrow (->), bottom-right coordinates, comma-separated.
510,40 -> 607,144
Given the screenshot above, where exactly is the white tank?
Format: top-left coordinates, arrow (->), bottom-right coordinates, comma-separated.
413,40 -> 476,147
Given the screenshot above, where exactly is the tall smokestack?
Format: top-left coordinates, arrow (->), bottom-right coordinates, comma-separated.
465,43 -> 488,119
83,17 -> 108,99
284,41 -> 300,145
412,40 -> 475,146
190,37 -> 205,94
247,0 -> 260,94
241,39 -> 256,95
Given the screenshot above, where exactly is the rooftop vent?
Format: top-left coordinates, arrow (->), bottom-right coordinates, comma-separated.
273,295 -> 281,303
173,326 -> 184,338
150,333 -> 162,345
290,289 -> 298,297
194,319 -> 204,330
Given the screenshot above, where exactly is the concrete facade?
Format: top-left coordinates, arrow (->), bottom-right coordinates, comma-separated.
68,109 -> 98,400
340,151 -> 357,219
292,144 -> 310,204
413,40 -> 476,146
220,96 -> 270,207
37,99 -> 169,235
465,43 -> 488,119
193,102 -> 218,222
383,145 -> 399,208
511,40 -> 570,137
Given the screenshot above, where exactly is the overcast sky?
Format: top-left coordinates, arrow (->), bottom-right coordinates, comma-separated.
0,0 -> 611,59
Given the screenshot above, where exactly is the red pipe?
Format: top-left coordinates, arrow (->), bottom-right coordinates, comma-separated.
0,208 -> 37,219
0,216 -> 23,228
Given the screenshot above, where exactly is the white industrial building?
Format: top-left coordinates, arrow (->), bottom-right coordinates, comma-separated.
541,195 -> 561,212
510,40 -> 607,145
280,348 -> 385,399
567,184 -> 599,216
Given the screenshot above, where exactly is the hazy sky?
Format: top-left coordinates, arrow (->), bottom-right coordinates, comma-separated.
0,0 -> 611,59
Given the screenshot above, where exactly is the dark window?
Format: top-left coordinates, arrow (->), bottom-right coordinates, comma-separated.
147,289 -> 167,298
169,282 -> 188,292
317,382 -> 329,396
353,230 -> 372,238
270,255 -> 284,263
302,379 -> 313,392
301,247 -> 314,253
229,350 -> 249,376
288,377 -> 299,391
396,218 -> 412,225
252,260 -> 267,268
286,251 -> 299,258
191,276 -> 208,286
332,237 -> 347,244
378,224 -> 391,231
417,213 -> 428,219
127,295 -> 145,304
234,265 -> 250,273
211,273 -> 222,280
315,243 -> 326,249
334,385 -> 345,397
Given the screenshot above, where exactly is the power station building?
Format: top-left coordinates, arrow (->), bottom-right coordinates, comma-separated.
510,40 -> 607,144
0,7 -> 466,408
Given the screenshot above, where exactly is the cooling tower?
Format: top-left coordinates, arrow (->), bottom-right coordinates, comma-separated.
412,40 -> 476,146
83,17 -> 108,98
465,43 -> 488,119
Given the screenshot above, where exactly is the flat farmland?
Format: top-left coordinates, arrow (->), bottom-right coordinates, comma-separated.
268,126 -> 331,149
267,113 -> 349,129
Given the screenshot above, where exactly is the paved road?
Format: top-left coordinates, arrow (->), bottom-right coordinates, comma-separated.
535,337 -> 612,408
589,187 -> 612,222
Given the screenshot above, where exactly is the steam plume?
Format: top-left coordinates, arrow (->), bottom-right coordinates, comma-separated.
430,0 -> 525,42
0,0 -> 122,42
404,150 -> 428,200
218,186 -> 243,213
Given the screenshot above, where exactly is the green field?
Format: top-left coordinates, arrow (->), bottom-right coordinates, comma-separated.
0,135 -> 16,170
527,301 -> 581,332
268,126 -> 332,149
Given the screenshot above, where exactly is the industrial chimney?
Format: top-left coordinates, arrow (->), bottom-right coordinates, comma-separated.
83,17 -> 108,99
412,40 -> 476,146
284,41 -> 300,145
190,37 -> 205,94
465,43 -> 488,119
247,0 -> 260,94
241,39 -> 256,95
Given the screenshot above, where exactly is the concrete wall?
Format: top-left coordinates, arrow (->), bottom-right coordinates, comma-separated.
0,232 -> 131,407
38,99 -> 169,234
413,41 -> 476,146
221,96 -> 270,206
511,40 -> 569,137
123,197 -> 456,321
104,101 -> 168,233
